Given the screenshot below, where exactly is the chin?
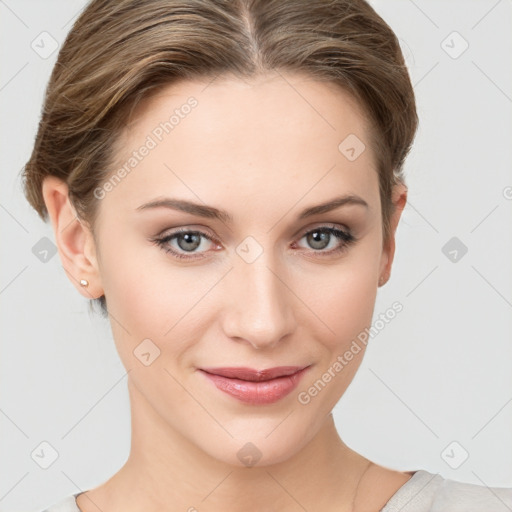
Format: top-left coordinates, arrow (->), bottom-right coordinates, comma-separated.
196,417 -> 318,469
211,438 -> 303,469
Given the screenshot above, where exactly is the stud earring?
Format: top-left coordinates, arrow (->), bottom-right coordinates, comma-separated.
80,279 -> 89,287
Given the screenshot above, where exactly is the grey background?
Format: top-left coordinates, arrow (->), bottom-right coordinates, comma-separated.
1,0 -> 511,510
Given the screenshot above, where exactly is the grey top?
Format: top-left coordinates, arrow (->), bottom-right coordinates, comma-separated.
40,469 -> 512,512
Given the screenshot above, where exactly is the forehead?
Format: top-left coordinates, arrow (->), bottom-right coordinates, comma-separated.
123,72 -> 372,151
102,72 -> 379,220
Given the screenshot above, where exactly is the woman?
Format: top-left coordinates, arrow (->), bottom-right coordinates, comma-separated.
22,0 -> 512,510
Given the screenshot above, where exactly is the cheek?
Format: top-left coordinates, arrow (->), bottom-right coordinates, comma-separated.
295,267 -> 378,410
98,234 -> 219,366
97,226 -> 183,330
94,230 -> 173,365
326,271 -> 377,341
299,251 -> 380,350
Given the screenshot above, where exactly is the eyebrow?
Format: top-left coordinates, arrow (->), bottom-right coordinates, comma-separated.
135,194 -> 369,223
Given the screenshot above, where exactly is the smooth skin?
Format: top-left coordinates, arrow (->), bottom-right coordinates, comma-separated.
42,71 -> 411,512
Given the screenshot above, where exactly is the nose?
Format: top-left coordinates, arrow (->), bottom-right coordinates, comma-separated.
221,252 -> 296,350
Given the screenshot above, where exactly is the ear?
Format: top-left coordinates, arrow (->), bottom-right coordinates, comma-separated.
41,175 -> 104,299
378,182 -> 407,287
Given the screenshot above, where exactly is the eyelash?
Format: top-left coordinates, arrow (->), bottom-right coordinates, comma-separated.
151,225 -> 357,261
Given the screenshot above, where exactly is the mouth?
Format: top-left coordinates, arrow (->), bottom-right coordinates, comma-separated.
198,365 -> 311,405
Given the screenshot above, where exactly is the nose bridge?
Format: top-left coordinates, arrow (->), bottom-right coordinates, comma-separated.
222,242 -> 295,349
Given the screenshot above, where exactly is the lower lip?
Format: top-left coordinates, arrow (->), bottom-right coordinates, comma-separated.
200,367 -> 309,405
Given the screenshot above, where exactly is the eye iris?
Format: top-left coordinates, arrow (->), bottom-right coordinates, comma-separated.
177,232 -> 201,252
307,230 -> 330,250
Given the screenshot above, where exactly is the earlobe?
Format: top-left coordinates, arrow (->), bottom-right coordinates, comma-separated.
41,176 -> 103,299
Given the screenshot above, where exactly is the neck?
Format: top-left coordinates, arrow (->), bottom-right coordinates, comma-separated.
81,378 -> 372,512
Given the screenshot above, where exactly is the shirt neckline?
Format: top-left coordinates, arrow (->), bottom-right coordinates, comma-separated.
379,469 -> 441,511
72,470 -> 436,511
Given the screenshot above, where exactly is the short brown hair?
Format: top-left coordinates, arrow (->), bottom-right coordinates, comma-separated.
21,0 -> 418,316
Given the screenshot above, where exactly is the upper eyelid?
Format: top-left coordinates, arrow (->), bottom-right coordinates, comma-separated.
159,223 -> 349,240
158,224 -> 351,249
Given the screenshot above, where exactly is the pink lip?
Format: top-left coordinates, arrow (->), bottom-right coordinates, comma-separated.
199,366 -> 310,405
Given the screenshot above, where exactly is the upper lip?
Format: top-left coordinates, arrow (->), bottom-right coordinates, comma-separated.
200,366 -> 308,381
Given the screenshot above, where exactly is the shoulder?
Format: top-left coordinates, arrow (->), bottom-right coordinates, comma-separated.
38,493 -> 81,512
433,473 -> 512,511
381,469 -> 512,512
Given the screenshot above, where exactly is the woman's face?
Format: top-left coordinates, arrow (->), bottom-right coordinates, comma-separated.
89,72 -> 401,466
